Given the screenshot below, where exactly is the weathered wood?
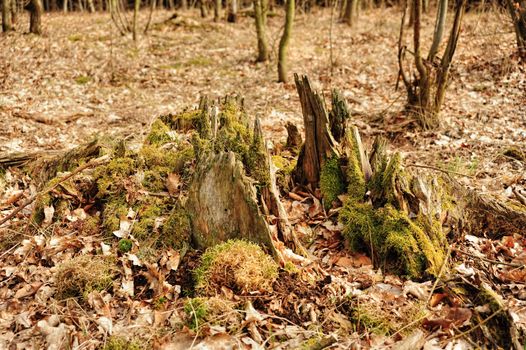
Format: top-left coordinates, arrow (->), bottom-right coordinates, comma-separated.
187,151 -> 276,252
293,74 -> 339,187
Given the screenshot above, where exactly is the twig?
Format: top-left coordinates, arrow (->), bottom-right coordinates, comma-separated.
406,163 -> 474,178
0,156 -> 109,227
453,248 -> 524,268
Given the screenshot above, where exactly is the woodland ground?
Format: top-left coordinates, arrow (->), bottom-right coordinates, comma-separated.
1,6 -> 525,197
1,5 -> 526,350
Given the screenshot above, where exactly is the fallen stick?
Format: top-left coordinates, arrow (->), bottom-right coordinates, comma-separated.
0,156 -> 109,227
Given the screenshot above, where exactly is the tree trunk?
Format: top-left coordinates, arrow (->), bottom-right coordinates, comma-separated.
254,0 -> 269,62
278,0 -> 294,82
505,0 -> 526,57
213,0 -> 220,21
342,0 -> 357,26
293,74 -> 340,187
227,0 -> 237,22
199,0 -> 207,17
132,0 -> 139,40
29,0 -> 43,35
87,0 -> 95,12
2,0 -> 13,32
398,0 -> 466,130
63,0 -> 67,12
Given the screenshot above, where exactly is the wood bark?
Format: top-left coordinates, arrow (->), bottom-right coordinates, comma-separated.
254,0 -> 269,62
29,0 -> 43,35
293,74 -> 339,187
505,0 -> 526,57
277,0 -> 294,82
213,0 -> 220,21
2,0 -> 12,32
398,0 -> 466,130
132,0 -> 139,40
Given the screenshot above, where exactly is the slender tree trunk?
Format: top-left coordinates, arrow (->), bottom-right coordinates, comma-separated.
87,0 -> 95,12
181,0 -> 187,9
398,0 -> 466,130
63,0 -> 67,12
505,0 -> 526,57
254,0 -> 269,62
132,0 -> 139,41
278,0 -> 294,82
428,0 -> 447,61
213,0 -> 220,21
343,0 -> 357,26
144,0 -> 155,33
199,0 -> 207,17
227,0 -> 237,22
2,0 -> 13,32
29,0 -> 43,34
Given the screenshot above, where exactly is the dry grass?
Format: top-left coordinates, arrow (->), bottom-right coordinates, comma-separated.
54,254 -> 117,300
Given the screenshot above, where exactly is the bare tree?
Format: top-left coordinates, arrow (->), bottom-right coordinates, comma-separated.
278,0 -> 294,82
132,0 -> 139,41
227,0 -> 238,22
398,0 -> 466,130
342,0 -> 359,26
214,0 -> 221,21
2,0 -> 13,32
254,0 -> 269,62
29,0 -> 43,34
505,0 -> 526,57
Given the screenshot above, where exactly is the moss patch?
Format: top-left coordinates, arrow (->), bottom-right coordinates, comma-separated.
341,202 -> 444,278
320,156 -> 345,209
194,240 -> 278,295
184,297 -> 241,333
54,254 -> 117,301
102,336 -> 141,350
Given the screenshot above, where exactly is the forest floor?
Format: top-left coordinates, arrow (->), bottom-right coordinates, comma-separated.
1,5 -> 526,350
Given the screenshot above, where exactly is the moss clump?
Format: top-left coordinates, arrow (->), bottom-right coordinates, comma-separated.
102,336 -> 141,350
161,206 -> 191,250
341,202 -> 444,278
54,254 -> 117,300
142,169 -> 168,192
101,196 -> 129,235
118,239 -> 133,253
94,157 -> 136,197
320,156 -> 345,209
352,305 -> 394,335
194,240 -> 278,295
145,119 -> 173,146
184,297 -> 241,333
132,202 -> 162,241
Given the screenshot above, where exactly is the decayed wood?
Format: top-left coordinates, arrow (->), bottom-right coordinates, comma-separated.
293,74 -> 339,187
184,99 -> 305,258
187,151 -> 276,253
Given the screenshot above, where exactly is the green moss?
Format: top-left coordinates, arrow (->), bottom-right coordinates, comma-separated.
101,196 -> 129,235
118,239 -> 133,253
75,75 -> 91,85
145,119 -> 173,146
161,206 -> 191,250
352,305 -> 394,335
194,240 -> 278,295
95,157 -> 136,197
133,203 -> 162,240
320,156 -> 345,209
103,336 -> 141,350
184,297 -> 208,331
184,297 -> 241,333
142,169 -> 168,192
341,202 -> 445,278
